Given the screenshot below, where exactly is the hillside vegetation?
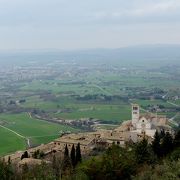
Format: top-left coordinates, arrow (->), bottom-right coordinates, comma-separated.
0,129 -> 179,179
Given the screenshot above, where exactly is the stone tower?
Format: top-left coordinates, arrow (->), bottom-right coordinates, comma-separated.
132,104 -> 140,127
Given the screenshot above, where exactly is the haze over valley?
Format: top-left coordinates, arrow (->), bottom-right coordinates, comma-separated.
0,0 -> 180,179
0,45 -> 179,155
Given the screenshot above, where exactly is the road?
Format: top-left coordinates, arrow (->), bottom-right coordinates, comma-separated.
89,84 -> 112,96
167,101 -> 180,107
169,113 -> 179,127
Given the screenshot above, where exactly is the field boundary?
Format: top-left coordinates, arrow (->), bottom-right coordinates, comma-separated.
0,124 -> 30,147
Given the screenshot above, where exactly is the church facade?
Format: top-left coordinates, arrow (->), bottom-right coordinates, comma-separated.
131,104 -> 164,137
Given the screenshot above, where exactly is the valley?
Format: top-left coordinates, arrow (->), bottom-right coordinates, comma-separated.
0,48 -> 180,155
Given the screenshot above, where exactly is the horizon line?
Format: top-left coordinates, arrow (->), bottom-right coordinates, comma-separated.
0,43 -> 180,53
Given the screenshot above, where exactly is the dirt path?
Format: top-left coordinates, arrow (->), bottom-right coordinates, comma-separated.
0,124 -> 31,148
0,124 -> 25,138
90,84 -> 112,96
169,113 -> 179,127
167,101 -> 180,107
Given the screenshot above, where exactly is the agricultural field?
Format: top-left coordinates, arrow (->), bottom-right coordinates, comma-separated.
0,128 -> 26,156
172,100 -> 180,106
54,103 -> 131,123
0,49 -> 180,155
0,113 -> 79,155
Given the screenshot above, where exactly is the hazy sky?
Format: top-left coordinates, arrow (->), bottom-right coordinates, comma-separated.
0,0 -> 180,50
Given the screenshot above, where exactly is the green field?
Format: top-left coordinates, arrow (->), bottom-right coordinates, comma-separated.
132,99 -> 175,108
19,94 -> 131,123
0,128 -> 26,156
0,113 -> 79,156
1,54 -> 180,156
55,104 -> 131,123
131,99 -> 177,118
173,100 -> 180,105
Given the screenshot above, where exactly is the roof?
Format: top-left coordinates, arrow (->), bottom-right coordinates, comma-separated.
54,133 -> 96,146
18,158 -> 51,166
132,104 -> 139,107
139,113 -> 167,121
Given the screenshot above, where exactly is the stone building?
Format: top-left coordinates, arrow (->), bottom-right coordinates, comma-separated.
3,104 -> 172,165
130,104 -> 170,138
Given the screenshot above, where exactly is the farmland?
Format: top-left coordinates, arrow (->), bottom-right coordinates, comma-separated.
0,113 -> 79,155
0,128 -> 26,156
0,47 -> 180,155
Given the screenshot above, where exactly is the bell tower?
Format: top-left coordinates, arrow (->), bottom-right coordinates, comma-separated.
132,104 -> 140,127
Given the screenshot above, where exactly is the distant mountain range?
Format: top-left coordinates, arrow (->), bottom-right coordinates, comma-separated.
0,44 -> 180,66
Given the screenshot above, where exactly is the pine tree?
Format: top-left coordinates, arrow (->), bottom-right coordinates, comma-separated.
70,144 -> 76,168
76,143 -> 82,164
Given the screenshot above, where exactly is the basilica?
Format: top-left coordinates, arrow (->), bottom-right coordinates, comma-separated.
130,104 -> 171,137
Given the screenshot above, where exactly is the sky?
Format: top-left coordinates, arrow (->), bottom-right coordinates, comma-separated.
0,0 -> 180,50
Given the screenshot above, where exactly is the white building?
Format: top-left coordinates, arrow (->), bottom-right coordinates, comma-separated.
131,104 -> 156,137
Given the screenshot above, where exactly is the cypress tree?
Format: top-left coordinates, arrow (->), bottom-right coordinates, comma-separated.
76,143 -> 82,164
64,144 -> 69,157
70,144 -> 76,168
52,155 -> 61,180
21,151 -> 29,160
24,151 -> 29,158
161,132 -> 173,156
8,156 -> 11,165
160,129 -> 165,138
135,138 -> 151,164
174,129 -> 180,148
152,131 -> 161,157
63,144 -> 71,171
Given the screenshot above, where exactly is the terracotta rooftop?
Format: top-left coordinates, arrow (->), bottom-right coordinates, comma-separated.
139,113 -> 166,121
54,133 -> 96,146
